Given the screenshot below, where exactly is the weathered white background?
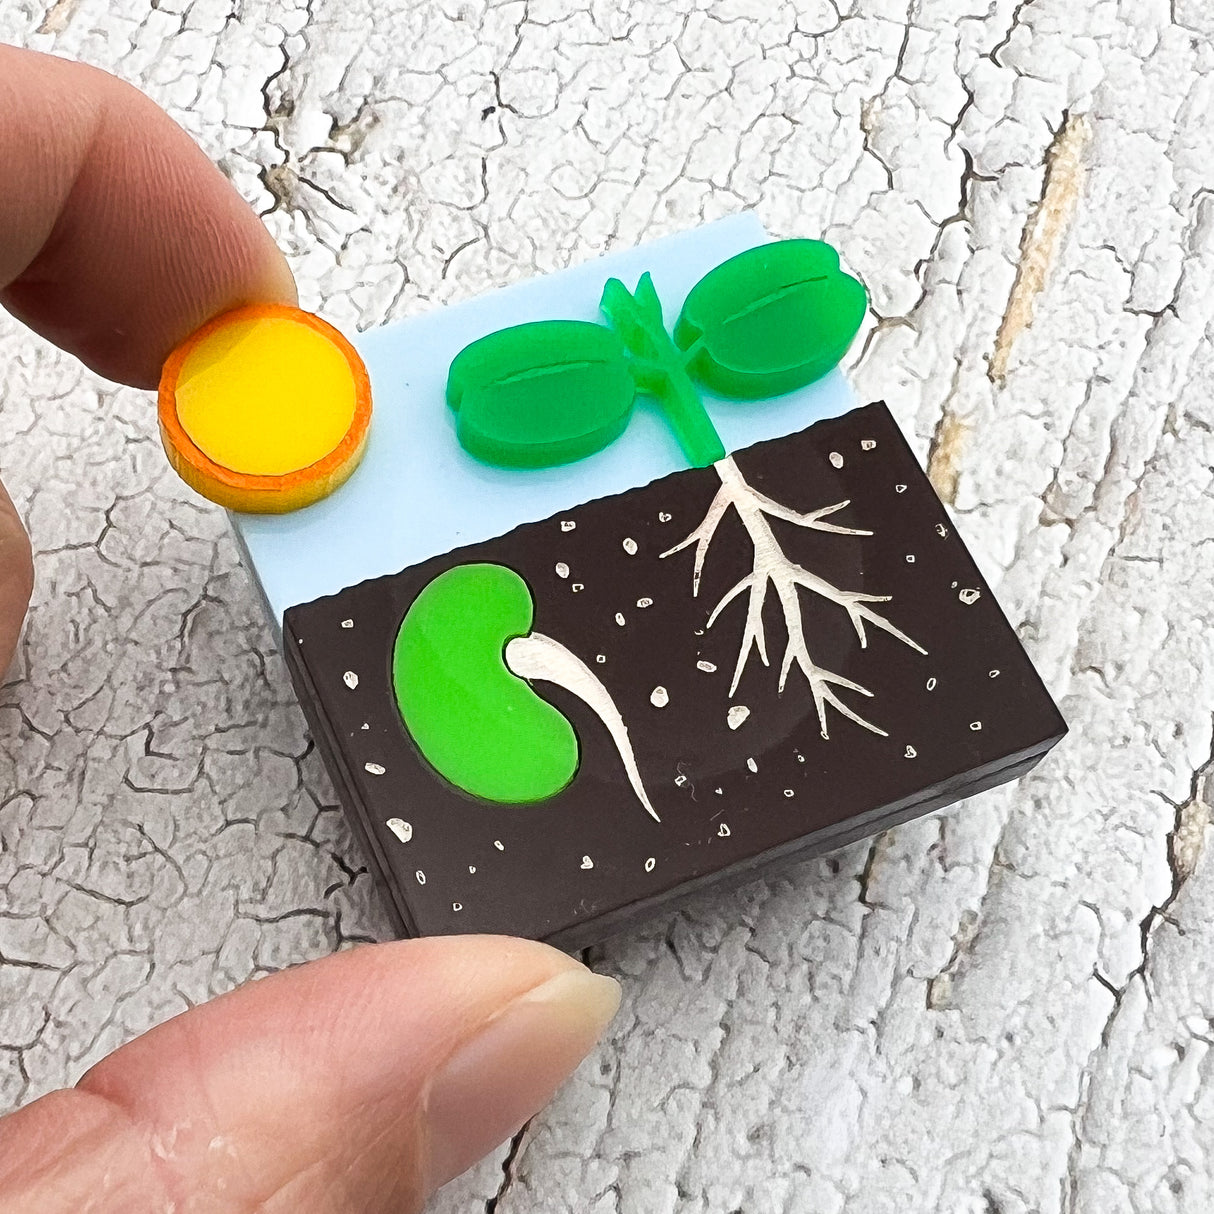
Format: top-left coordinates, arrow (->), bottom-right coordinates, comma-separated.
1,1 -> 1212,1210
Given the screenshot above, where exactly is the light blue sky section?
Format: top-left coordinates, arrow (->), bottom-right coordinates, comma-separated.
233,212 -> 858,624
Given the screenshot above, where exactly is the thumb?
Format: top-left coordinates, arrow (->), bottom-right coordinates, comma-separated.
0,475 -> 33,676
0,937 -> 620,1213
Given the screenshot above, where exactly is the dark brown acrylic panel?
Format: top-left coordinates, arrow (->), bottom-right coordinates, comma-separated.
284,403 -> 1066,947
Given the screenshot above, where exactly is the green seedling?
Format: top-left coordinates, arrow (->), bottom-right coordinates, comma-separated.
396,239 -> 924,814
447,238 -> 867,471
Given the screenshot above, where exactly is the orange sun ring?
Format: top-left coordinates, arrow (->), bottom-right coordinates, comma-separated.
157,304 -> 372,510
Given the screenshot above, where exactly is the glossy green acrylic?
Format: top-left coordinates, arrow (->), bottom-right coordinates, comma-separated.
410,237 -> 868,806
445,238 -> 867,471
673,239 -> 868,400
446,320 -> 635,468
392,563 -> 579,803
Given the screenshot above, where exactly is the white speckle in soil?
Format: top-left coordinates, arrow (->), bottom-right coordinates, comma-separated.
580,855 -> 594,869
615,612 -> 626,626
989,669 -> 1001,678
361,722 -> 369,730
905,745 -> 917,759
637,596 -> 653,608
697,660 -> 717,673
746,757 -> 758,773
936,523 -> 949,538
415,870 -> 426,885
906,554 -> 916,563
727,705 -> 750,730
784,789 -> 795,798
622,537 -> 638,555
927,677 -> 937,691
468,865 -> 476,874
365,762 -> 386,776
452,902 -> 462,912
658,511 -> 672,522
343,671 -> 359,690
861,439 -> 876,451
675,773 -> 688,787
560,520 -> 575,532
494,840 -> 505,851
386,818 -> 412,843
572,582 -> 584,592
959,588 -> 981,605
555,562 -> 570,578
895,483 -> 907,493
645,857 -> 656,872
829,451 -> 844,468
718,823 -> 731,837
341,619 -> 354,629
596,654 -> 606,664
651,686 -> 669,708
715,787 -> 723,795
970,721 -> 983,731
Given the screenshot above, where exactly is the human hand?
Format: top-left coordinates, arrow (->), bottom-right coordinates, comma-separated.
0,44 -> 621,1212
0,42 -> 299,670
0,936 -> 619,1211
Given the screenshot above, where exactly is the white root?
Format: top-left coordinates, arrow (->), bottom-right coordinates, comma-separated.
662,456 -> 926,739
505,632 -> 660,823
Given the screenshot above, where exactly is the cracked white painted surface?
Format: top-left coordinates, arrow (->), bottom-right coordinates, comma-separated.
1,2 -> 1213,1211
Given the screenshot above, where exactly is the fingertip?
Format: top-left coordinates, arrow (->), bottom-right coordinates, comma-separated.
0,46 -> 298,389
0,478 -> 33,676
424,963 -> 621,1189
72,937 -> 617,1212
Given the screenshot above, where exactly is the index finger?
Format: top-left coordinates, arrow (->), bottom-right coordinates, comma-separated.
0,44 -> 296,389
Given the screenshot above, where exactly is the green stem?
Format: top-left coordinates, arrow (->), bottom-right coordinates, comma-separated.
657,353 -> 725,467
600,278 -> 725,469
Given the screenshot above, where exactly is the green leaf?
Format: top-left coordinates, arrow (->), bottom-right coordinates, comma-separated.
447,320 -> 636,468
633,272 -> 664,329
673,239 -> 867,400
600,275 -> 665,366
